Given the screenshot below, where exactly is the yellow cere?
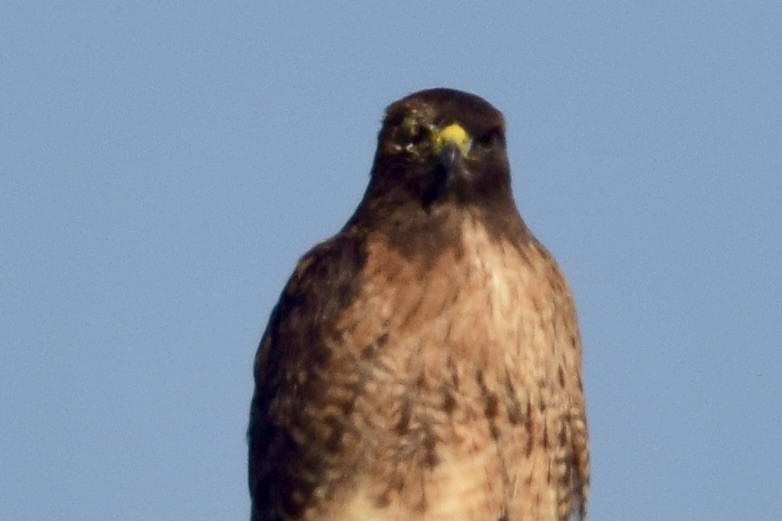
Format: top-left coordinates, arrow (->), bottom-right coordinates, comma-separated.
440,123 -> 468,145
436,122 -> 472,157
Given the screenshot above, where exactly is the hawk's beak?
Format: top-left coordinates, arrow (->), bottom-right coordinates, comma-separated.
432,122 -> 472,185
433,123 -> 471,182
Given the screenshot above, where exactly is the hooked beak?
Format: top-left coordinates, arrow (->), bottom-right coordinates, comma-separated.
432,122 -> 471,178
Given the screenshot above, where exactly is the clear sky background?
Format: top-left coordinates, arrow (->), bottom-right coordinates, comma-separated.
2,2 -> 781,519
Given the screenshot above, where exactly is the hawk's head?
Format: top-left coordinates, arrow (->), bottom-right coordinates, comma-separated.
365,88 -> 513,211
349,88 -> 527,256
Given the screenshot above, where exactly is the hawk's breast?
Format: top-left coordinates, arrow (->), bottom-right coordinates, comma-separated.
305,213 -> 583,520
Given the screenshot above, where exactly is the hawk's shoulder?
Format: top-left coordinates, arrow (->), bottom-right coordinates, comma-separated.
248,229 -> 368,519
253,228 -> 366,386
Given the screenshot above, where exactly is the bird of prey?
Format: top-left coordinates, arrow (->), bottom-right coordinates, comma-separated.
248,88 -> 589,520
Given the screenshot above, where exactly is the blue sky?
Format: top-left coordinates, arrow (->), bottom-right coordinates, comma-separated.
2,2 -> 781,519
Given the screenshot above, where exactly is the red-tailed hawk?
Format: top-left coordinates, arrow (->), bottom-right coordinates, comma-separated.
248,88 -> 589,520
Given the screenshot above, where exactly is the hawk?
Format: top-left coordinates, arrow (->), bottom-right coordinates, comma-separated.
248,88 -> 589,520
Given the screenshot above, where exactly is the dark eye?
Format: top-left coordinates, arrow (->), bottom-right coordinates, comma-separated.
400,116 -> 425,145
475,127 -> 503,149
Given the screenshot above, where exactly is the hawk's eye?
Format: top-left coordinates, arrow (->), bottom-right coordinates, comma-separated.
475,127 -> 503,149
400,116 -> 425,146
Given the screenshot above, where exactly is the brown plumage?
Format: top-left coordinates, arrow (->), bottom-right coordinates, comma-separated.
248,88 -> 589,520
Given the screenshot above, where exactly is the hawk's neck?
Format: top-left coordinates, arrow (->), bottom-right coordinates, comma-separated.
348,201 -> 532,270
